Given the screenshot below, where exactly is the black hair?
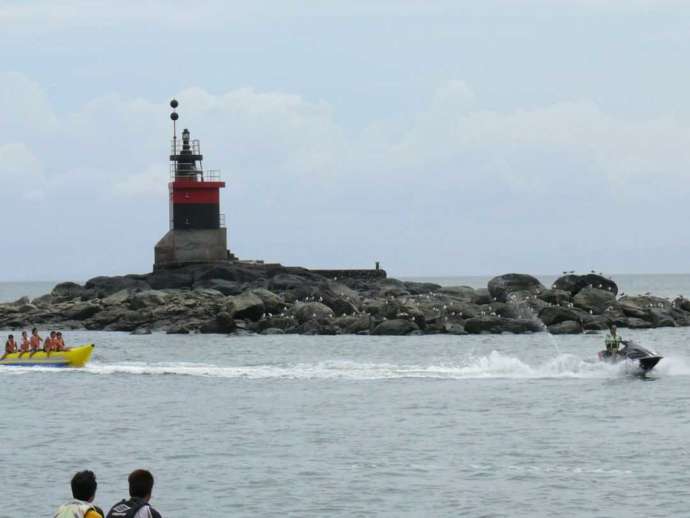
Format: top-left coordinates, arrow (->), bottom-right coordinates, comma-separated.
8,335 -> 13,339
71,470 -> 97,501
128,469 -> 154,499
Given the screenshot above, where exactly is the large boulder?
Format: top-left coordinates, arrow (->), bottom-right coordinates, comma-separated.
464,317 -> 543,334
130,290 -> 169,309
199,311 -> 236,334
553,273 -> 618,296
674,297 -> 690,312
573,287 -> 617,314
334,315 -> 371,334
52,282 -> 87,300
646,308 -> 676,327
619,295 -> 671,312
145,270 -> 193,290
471,288 -> 492,305
538,289 -> 571,305
268,274 -> 312,292
102,289 -> 132,306
61,302 -> 102,321
372,319 -> 419,335
619,295 -> 674,326
487,274 -> 545,303
620,317 -> 653,329
438,286 -> 476,300
85,275 -> 150,296
443,323 -> 467,335
291,302 -> 334,324
254,316 -> 295,332
488,302 -> 521,319
227,292 -> 265,321
402,281 -> 442,295
324,297 -> 359,317
193,263 -> 265,283
249,288 -> 286,315
583,316 -> 611,331
192,279 -> 244,296
538,306 -> 586,326
83,307 -> 130,329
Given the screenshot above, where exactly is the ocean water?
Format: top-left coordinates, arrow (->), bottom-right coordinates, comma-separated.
2,277 -> 690,517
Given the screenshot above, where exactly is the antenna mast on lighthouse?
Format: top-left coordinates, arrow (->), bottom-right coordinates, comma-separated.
170,98 -> 179,154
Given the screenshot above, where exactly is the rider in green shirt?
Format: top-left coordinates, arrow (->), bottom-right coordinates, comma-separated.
605,324 -> 622,357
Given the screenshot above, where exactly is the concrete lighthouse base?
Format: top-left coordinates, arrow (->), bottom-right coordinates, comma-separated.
154,228 -> 234,271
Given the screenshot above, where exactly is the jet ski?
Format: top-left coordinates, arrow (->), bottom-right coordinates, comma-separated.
598,340 -> 662,372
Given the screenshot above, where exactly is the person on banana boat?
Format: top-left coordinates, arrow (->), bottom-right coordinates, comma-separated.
29,327 -> 42,354
55,331 -> 68,351
1,334 -> 17,360
43,330 -> 57,353
19,330 -> 30,356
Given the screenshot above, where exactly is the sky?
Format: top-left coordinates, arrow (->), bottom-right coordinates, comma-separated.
2,0 -> 690,281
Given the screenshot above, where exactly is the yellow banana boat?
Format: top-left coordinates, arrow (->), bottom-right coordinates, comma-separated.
0,344 -> 94,368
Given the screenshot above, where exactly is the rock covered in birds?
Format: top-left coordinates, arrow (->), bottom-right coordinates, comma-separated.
487,274 -> 545,303
553,273 -> 618,296
572,287 -> 617,314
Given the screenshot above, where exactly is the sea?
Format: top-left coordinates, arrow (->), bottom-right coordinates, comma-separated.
2,275 -> 690,517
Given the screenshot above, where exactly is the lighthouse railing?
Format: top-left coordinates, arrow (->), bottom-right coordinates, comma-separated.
205,169 -> 222,181
170,139 -> 201,156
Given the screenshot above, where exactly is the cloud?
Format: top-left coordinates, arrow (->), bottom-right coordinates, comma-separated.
0,143 -> 47,200
1,71 -> 690,277
0,72 -> 57,137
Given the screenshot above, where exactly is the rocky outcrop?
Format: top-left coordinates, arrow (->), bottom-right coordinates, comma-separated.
553,273 -> 618,296
573,287 -> 617,314
488,274 -> 544,303
0,267 -> 687,336
538,306 -> 586,326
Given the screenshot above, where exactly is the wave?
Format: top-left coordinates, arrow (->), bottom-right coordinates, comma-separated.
3,351 -> 686,380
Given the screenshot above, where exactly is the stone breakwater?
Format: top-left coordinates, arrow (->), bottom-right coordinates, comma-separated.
0,266 -> 688,336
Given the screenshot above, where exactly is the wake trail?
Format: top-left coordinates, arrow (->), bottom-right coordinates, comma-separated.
3,351 -> 685,380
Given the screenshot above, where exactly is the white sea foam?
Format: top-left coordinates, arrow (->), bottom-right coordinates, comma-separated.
1,349 -> 687,380
3,351 -> 682,380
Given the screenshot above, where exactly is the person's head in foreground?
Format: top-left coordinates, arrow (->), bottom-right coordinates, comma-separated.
72,470 -> 98,502
129,469 -> 154,501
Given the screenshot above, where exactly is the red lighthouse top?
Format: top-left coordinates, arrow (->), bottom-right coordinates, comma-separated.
168,101 -> 225,230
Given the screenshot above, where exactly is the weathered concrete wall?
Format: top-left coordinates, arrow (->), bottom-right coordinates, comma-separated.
154,229 -> 229,270
309,269 -> 387,280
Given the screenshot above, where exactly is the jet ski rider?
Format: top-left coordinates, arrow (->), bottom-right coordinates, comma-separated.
605,324 -> 623,357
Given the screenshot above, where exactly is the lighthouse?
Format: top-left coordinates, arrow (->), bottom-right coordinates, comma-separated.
154,99 -> 235,270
